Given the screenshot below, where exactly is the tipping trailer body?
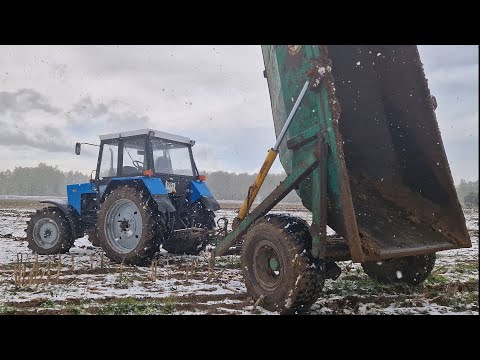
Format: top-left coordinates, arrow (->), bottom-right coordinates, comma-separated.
262,45 -> 471,263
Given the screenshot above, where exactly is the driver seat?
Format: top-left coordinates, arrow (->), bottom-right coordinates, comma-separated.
155,156 -> 172,174
122,166 -> 141,175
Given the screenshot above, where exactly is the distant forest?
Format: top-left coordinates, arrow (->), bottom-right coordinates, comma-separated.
456,179 -> 479,208
0,164 -> 301,202
0,163 -> 89,197
200,171 -> 301,203
0,164 -> 477,207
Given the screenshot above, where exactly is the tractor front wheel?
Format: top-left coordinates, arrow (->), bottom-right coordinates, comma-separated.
26,207 -> 74,254
241,214 -> 325,314
361,253 -> 436,286
97,186 -> 162,266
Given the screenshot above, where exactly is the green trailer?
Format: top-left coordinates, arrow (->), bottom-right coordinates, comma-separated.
213,45 -> 471,314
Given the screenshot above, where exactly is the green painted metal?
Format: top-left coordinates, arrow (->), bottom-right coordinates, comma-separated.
262,45 -> 471,262
212,150 -> 319,258
262,45 -> 363,261
286,124 -> 320,150
264,46 -> 335,211
269,258 -> 279,271
310,139 -> 328,258
310,166 -> 322,257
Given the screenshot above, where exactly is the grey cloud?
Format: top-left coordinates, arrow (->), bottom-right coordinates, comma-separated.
42,124 -> 64,138
69,97 -> 151,128
192,143 -> 226,172
49,63 -> 68,79
71,97 -> 109,118
0,121 -> 71,153
109,112 -> 150,127
418,46 -> 478,145
0,89 -> 73,153
0,89 -> 61,115
419,45 -> 478,69
64,45 -> 264,94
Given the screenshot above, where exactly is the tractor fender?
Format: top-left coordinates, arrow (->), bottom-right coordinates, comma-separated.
39,200 -> 83,239
190,180 -> 220,211
102,177 -> 176,215
151,194 -> 176,214
198,196 -> 221,212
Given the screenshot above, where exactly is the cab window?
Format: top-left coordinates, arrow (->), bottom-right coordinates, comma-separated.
152,139 -> 194,176
99,140 -> 119,178
122,138 -> 146,176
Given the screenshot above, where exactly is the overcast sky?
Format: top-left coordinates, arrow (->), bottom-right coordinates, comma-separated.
0,45 -> 477,184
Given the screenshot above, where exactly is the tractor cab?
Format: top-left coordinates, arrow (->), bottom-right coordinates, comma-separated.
96,129 -> 198,183
95,129 -> 211,211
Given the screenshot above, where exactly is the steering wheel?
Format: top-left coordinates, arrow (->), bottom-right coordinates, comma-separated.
132,160 -> 144,170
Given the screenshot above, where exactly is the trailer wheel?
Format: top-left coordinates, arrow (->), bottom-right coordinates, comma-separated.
241,214 -> 325,314
26,207 -> 74,254
98,186 -> 162,266
361,253 -> 436,286
162,201 -> 214,255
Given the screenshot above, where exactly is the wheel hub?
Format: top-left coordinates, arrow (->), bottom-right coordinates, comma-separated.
33,218 -> 60,249
118,219 -> 130,232
269,258 -> 279,271
105,199 -> 143,254
253,240 -> 284,292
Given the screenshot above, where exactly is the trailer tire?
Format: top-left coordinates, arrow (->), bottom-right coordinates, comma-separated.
98,186 -> 162,266
26,207 -> 74,254
362,253 -> 436,286
241,214 -> 325,314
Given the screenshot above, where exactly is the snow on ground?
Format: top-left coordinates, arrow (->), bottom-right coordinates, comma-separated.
0,199 -> 477,315
0,209 -> 33,240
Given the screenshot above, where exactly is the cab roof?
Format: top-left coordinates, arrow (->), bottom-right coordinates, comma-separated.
98,129 -> 194,145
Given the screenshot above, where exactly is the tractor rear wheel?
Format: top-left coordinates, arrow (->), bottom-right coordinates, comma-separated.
97,186 -> 162,266
162,201 -> 214,255
241,214 -> 325,314
26,207 -> 74,254
361,253 -> 436,286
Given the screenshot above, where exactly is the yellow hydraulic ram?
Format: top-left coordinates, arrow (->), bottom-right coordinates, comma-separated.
236,80 -> 310,223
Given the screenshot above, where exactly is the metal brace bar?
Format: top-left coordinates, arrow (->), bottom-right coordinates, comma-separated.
310,136 -> 328,258
212,150 -> 320,259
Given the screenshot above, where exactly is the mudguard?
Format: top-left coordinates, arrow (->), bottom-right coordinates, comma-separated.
199,196 -> 221,212
103,177 -> 176,215
151,194 -> 176,214
190,180 -> 220,211
39,200 -> 83,239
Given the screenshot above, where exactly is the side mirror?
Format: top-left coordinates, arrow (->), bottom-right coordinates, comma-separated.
75,142 -> 81,155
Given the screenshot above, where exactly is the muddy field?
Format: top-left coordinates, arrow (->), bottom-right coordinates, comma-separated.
0,198 -> 477,315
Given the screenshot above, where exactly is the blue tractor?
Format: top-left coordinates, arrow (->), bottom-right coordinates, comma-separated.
25,129 -> 220,265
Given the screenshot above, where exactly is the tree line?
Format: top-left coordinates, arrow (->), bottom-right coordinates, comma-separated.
202,171 -> 301,203
0,164 -> 477,208
456,179 -> 479,209
0,163 -> 89,197
0,164 -> 301,202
